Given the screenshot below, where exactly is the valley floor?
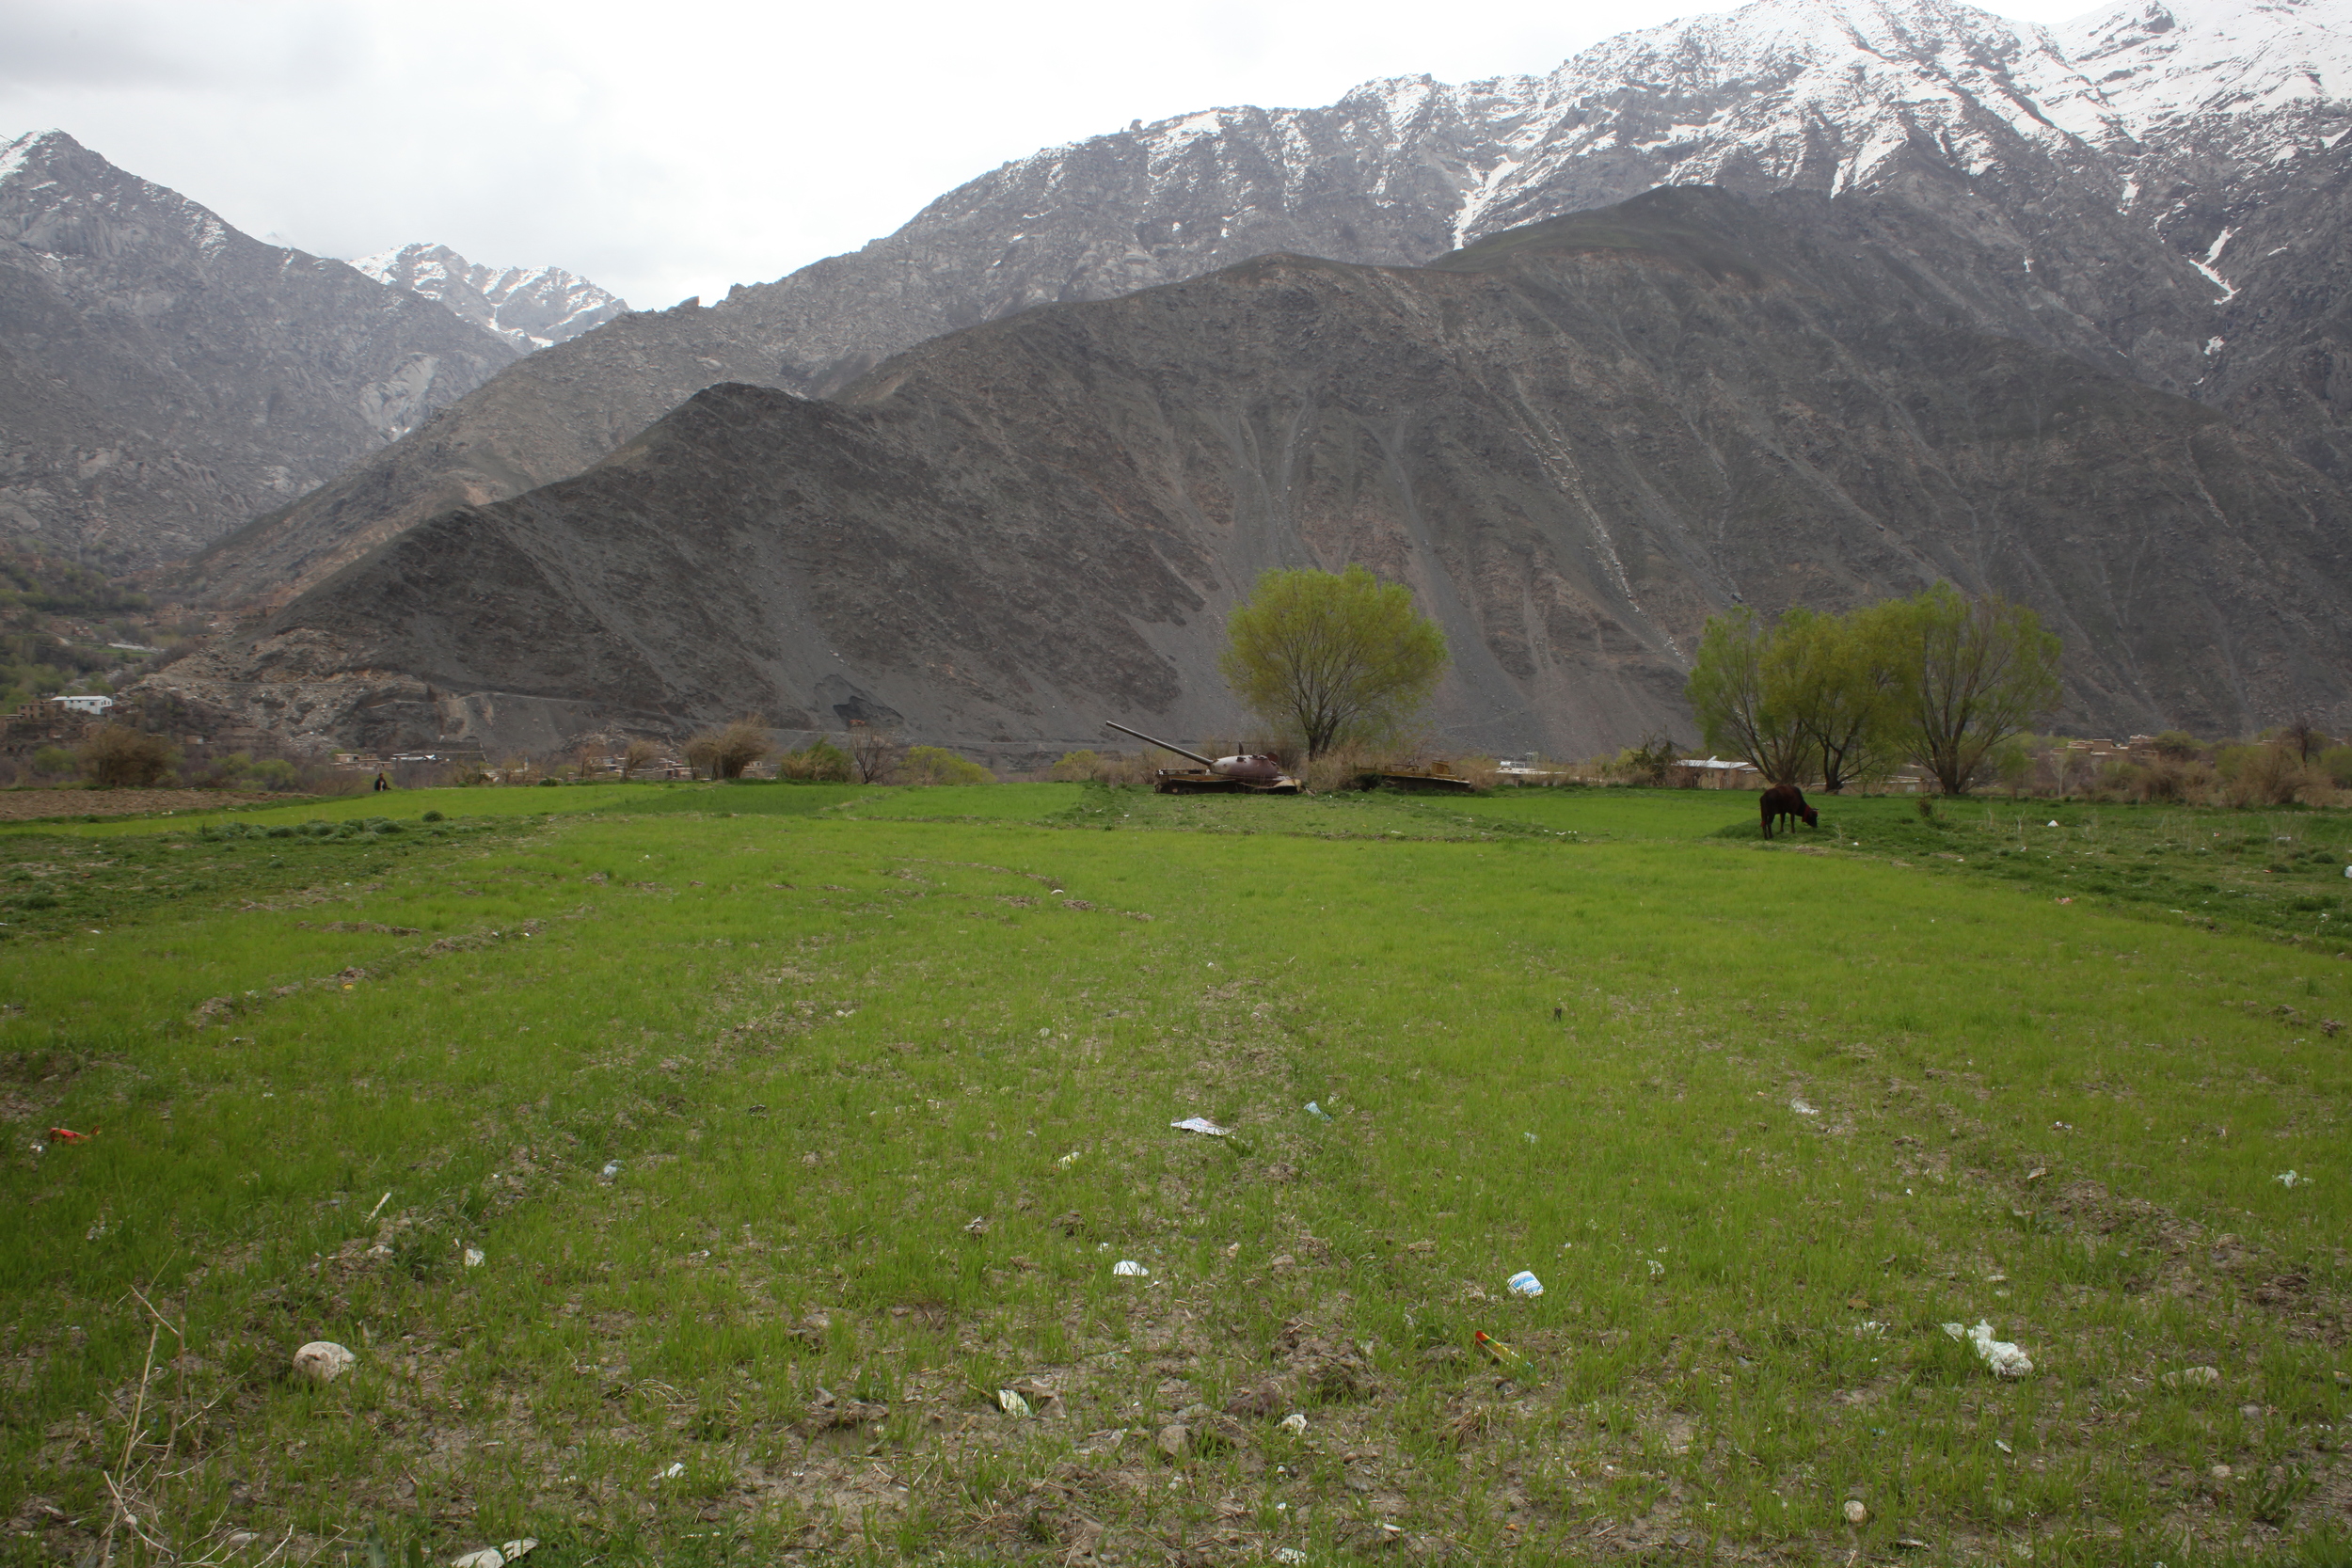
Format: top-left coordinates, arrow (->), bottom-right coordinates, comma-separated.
2,784 -> 2346,1566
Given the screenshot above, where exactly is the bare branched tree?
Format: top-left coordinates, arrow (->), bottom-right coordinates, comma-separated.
847,723 -> 902,784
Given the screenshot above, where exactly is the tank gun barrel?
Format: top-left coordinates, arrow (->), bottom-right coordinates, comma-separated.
1102,721 -> 1216,770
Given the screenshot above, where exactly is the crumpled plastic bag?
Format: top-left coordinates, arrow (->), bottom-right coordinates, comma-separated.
1943,1320 -> 2033,1377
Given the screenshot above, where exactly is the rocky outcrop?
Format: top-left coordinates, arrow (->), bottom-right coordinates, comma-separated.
0,130 -> 518,567
149,189 -> 2352,759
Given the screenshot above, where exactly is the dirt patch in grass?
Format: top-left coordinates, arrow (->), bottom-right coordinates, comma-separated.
0,788 -> 298,821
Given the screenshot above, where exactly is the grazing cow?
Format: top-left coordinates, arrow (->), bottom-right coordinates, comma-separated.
1759,783 -> 1819,839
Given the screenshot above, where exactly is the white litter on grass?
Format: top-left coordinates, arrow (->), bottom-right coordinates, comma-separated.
599,1161 -> 622,1180
1170,1117 -> 1229,1136
1112,1259 -> 1150,1276
1507,1270 -> 1543,1296
2276,1170 -> 2301,1188
1645,1259 -> 1665,1275
463,1247 -> 485,1268
655,1461 -> 686,1481
1279,1412 -> 1308,1435
2048,820 -> 2060,828
1274,1551 -> 1309,1565
1789,1098 -> 1820,1117
1057,1150 -> 1080,1166
1944,1320 -> 2034,1377
997,1388 -> 1032,1418
450,1540 -> 537,1568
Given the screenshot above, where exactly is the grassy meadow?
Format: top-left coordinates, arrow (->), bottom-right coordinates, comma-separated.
2,781 -> 2347,1566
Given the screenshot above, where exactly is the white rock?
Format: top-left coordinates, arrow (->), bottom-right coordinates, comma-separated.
1112,1259 -> 1149,1276
1279,1412 -> 1308,1435
1844,1499 -> 1868,1525
292,1340 -> 355,1383
2164,1365 -> 2221,1387
450,1542 -> 539,1568
463,1246 -> 485,1267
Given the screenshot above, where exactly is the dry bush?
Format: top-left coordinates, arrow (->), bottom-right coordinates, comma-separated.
684,717 -> 772,780
77,724 -> 178,787
619,738 -> 660,780
1303,741 -> 1375,794
1438,755 -> 1502,789
2225,741 -> 2312,807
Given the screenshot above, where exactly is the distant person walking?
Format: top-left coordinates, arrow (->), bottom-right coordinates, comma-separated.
373,771 -> 389,793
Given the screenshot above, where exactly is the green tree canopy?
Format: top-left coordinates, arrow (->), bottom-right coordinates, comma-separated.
1685,607 -> 1809,784
1219,565 -> 1448,758
1864,584 -> 2062,795
1686,586 -> 2060,795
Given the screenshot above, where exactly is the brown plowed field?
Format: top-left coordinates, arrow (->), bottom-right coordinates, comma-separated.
0,788 -> 303,821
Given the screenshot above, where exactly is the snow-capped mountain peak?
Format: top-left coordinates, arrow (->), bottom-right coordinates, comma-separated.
2057,0 -> 2352,132
351,241 -> 627,350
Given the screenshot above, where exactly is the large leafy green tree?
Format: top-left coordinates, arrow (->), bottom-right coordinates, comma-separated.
1768,606 -> 1902,793
1866,584 -> 2062,795
1684,607 -> 1811,784
1219,565 -> 1448,759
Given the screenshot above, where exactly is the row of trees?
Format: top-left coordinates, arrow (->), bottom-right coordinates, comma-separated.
1687,584 -> 2062,794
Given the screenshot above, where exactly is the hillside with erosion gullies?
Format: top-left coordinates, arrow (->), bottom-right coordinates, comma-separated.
144,187 -> 2352,761
160,0 -> 2352,614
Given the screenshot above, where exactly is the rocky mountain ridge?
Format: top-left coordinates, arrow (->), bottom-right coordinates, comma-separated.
0,129 -> 520,567
149,188 -> 2352,761
349,242 -> 627,349
171,0 -> 2352,611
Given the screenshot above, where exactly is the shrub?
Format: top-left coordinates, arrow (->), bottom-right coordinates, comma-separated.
29,744 -> 78,781
776,738 -> 853,782
901,746 -> 994,786
1052,750 -> 1104,782
685,718 -> 772,780
422,810 -> 445,822
76,724 -> 178,787
2319,746 -> 2352,789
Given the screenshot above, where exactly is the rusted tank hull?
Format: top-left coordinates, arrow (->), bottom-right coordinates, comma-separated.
1153,769 -> 1303,795
1353,770 -> 1477,793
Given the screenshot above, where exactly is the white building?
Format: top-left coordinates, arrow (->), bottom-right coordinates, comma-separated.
46,694 -> 115,716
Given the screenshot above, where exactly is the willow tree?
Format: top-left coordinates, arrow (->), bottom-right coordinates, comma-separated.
1219,565 -> 1448,759
1684,607 -> 1810,784
1866,584 -> 2062,795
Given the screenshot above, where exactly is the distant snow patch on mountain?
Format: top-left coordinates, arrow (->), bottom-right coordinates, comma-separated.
352,242 -> 628,349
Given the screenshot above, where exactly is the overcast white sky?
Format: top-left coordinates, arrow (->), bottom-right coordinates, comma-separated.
1,0 -> 2098,309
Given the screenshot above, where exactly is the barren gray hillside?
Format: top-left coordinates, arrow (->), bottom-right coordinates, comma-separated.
167,0 -> 2352,611
149,188 -> 2352,760
0,131 -> 517,566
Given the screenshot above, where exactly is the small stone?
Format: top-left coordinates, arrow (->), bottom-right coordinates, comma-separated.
2164,1366 -> 2221,1387
1844,1499 -> 1868,1526
292,1340 -> 355,1383
1279,1412 -> 1309,1435
2210,1464 -> 2233,1481
1154,1422 -> 1189,1458
463,1246 -> 485,1268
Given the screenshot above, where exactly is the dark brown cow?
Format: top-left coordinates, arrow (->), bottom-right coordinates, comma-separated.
1760,783 -> 1819,838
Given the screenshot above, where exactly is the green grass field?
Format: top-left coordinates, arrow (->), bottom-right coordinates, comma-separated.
3,783 -> 2347,1566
